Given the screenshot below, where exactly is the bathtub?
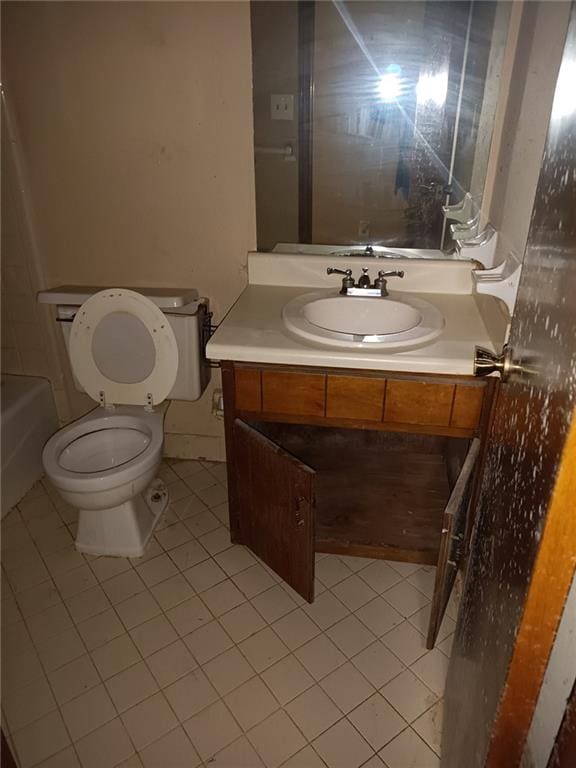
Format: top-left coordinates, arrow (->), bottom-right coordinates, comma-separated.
1,374 -> 58,516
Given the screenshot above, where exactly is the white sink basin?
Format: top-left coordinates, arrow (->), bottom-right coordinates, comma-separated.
282,291 -> 444,349
304,296 -> 422,336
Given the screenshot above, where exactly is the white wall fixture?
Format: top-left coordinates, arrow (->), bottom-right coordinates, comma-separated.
456,226 -> 499,268
472,247 -> 522,315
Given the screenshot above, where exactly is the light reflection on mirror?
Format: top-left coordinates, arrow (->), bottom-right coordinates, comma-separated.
251,0 -> 512,259
416,71 -> 449,107
378,66 -> 403,103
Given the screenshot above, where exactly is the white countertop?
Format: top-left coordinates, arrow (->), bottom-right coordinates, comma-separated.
207,284 -> 497,376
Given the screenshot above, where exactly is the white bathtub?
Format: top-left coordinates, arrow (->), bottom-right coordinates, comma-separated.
1,374 -> 58,516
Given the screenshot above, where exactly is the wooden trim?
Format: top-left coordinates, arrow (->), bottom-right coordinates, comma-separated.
326,375 -> 386,422
547,680 -> 576,768
450,385 -> 485,429
298,0 -> 315,242
235,367 -> 262,412
262,370 -> 326,416
486,408 -> 576,766
229,361 -> 486,385
384,380 -> 456,427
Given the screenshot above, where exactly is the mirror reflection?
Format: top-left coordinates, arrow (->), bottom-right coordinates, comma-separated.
251,0 -> 511,256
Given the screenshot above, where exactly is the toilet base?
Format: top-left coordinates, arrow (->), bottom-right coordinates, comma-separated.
75,478 -> 169,558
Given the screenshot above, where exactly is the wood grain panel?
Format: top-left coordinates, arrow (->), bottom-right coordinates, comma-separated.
234,368 -> 262,412
384,380 -> 455,426
326,375 -> 385,421
450,385 -> 485,430
234,419 -> 315,602
262,371 -> 326,417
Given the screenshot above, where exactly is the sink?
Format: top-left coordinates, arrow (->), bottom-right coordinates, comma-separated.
304,296 -> 422,336
282,291 -> 444,349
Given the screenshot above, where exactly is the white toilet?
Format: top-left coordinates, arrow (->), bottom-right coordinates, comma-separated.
39,286 -> 210,557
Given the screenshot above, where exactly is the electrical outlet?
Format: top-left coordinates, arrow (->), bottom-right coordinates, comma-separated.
271,94 -> 294,121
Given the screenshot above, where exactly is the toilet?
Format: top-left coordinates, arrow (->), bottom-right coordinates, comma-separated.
38,286 -> 210,557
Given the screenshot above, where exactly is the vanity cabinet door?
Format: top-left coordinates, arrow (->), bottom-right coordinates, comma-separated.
233,419 -> 316,602
426,438 -> 481,648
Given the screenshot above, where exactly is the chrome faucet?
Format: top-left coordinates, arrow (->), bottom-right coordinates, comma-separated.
327,267 -> 404,297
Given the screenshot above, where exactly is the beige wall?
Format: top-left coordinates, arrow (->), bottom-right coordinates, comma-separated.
2,93 -> 91,422
2,1 -> 256,459
1,121 -> 52,381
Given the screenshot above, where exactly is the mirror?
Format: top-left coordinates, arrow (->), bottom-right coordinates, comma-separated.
251,0 -> 511,257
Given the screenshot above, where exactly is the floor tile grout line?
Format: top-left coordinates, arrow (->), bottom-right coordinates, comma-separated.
3,465 -> 448,768
410,698 -> 444,756
5,590 -> 435,766
4,496 -> 157,760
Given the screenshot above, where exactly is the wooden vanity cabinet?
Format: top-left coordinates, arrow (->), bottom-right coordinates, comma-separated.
221,362 -> 496,647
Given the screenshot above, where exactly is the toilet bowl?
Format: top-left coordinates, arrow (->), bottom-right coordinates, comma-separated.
43,406 -> 167,556
40,287 -> 209,557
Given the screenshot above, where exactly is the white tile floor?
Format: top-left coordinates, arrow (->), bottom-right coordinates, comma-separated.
1,459 -> 457,768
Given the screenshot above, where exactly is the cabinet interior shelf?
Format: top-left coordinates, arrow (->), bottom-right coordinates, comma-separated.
252,421 -> 466,566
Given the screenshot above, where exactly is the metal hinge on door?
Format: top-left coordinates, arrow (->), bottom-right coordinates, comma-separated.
448,533 -> 464,568
294,497 -> 307,528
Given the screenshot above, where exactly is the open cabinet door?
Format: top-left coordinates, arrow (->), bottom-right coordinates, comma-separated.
233,419 -> 316,601
426,439 -> 480,648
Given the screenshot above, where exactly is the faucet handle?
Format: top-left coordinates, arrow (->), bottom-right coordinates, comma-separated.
374,269 -> 404,296
327,266 -> 355,294
326,267 -> 353,277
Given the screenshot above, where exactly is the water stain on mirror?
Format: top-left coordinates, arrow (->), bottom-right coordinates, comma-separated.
251,0 -> 511,256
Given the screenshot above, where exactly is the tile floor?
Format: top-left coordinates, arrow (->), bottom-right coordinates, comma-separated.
1,459 -> 457,768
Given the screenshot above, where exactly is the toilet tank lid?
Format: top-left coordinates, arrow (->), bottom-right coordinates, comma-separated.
37,285 -> 200,310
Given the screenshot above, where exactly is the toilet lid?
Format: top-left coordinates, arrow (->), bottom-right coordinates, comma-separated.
69,288 -> 178,407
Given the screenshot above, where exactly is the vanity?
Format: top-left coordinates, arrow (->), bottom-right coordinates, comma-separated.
207,251 -> 505,647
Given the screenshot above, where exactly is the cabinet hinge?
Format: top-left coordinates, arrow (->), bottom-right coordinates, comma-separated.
294,496 -> 307,528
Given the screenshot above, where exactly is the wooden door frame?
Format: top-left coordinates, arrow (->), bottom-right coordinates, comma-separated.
486,409 -> 576,766
298,0 -> 314,243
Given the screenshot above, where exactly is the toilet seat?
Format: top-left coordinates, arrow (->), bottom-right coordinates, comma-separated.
70,289 -> 178,408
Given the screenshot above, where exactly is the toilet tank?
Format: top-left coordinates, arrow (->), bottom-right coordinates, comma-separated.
38,286 -> 211,402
